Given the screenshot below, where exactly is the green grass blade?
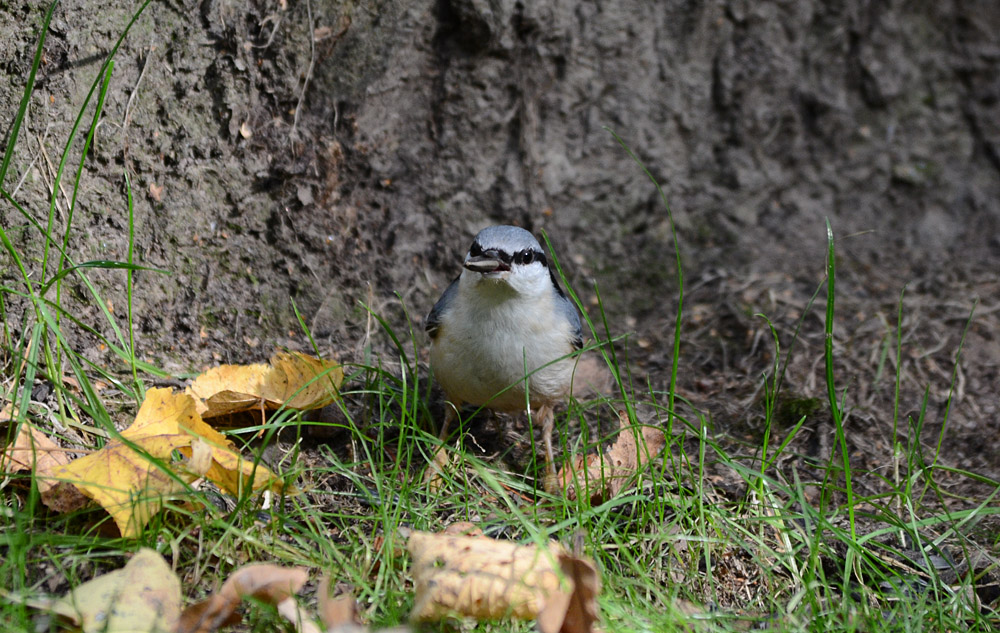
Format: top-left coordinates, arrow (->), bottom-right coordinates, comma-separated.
0,1 -> 59,188
38,0 -> 156,279
823,219 -> 858,583
40,261 -> 168,296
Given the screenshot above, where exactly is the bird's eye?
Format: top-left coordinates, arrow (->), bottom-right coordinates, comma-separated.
469,242 -> 482,257
514,249 -> 534,265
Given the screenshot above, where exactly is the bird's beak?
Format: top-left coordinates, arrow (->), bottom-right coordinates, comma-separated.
464,249 -> 510,274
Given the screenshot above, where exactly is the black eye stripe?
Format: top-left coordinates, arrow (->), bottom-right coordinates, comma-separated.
470,242 -> 547,267
511,248 -> 546,266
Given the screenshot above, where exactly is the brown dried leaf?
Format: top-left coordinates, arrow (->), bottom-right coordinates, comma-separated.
221,563 -> 308,604
539,555 -> 602,633
178,564 -> 309,633
175,601 -> 240,633
0,403 -> 89,513
1,423 -> 70,493
557,412 -> 665,503
317,577 -> 363,630
40,480 -> 91,513
149,182 -> 164,202
602,419 -> 665,497
407,531 -> 600,631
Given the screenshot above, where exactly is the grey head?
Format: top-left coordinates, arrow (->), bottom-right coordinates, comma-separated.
425,225 -> 583,349
463,225 -> 546,274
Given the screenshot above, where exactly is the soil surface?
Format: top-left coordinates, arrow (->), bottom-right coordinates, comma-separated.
3,0 -> 999,603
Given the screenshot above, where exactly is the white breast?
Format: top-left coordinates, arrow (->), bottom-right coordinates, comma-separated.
430,274 -> 576,412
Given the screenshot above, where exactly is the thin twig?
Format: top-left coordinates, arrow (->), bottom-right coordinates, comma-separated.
250,14 -> 284,49
36,133 -> 70,223
12,119 -> 45,199
123,38 -> 154,132
291,0 -> 316,139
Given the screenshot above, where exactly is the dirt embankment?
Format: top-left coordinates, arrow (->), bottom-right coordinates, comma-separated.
2,1 -> 999,482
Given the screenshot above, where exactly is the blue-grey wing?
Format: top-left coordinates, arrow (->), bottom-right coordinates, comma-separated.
425,276 -> 460,339
556,291 -> 584,350
548,269 -> 583,349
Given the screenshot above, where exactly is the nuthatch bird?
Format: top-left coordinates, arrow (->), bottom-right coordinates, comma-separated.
426,225 -> 583,478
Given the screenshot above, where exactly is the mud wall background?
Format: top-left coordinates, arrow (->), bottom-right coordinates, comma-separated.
2,0 -> 999,475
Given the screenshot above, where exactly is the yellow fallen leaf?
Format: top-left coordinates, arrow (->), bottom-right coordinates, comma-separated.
186,362 -> 270,417
407,531 -> 600,631
52,389 -> 200,536
186,351 -> 343,418
195,442 -> 283,497
264,351 -> 343,410
52,388 -> 282,536
55,548 -> 181,633
557,411 -> 666,503
170,395 -> 284,496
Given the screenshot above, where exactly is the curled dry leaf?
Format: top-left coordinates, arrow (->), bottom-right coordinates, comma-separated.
556,411 -> 666,503
185,362 -> 269,418
317,577 -> 363,631
406,531 -> 600,632
538,554 -> 602,633
265,351 -> 344,409
54,548 -> 181,633
178,563 -> 309,633
185,351 -> 343,418
276,598 -> 322,633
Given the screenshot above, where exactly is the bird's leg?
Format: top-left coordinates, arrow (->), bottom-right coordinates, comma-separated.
537,403 -> 559,491
437,403 -> 458,442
